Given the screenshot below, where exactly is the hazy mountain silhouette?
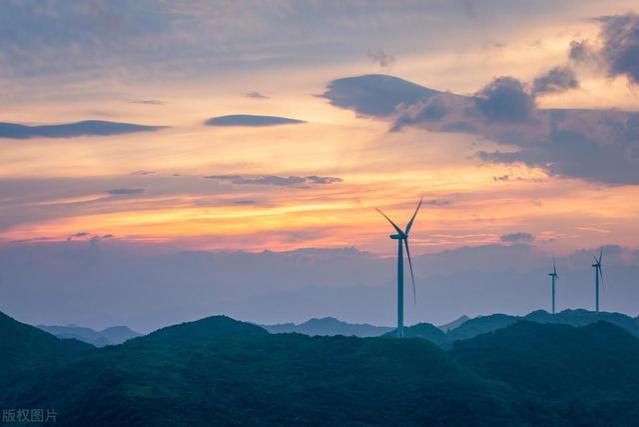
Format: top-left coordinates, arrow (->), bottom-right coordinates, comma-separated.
438,315 -> 470,332
447,314 -> 520,344
524,309 -> 639,336
37,324 -> 141,347
263,317 -> 393,337
377,309 -> 639,350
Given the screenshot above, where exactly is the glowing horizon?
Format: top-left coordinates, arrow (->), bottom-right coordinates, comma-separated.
1,1 -> 639,258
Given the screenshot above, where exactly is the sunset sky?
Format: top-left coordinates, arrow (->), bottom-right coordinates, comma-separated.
1,1 -> 639,257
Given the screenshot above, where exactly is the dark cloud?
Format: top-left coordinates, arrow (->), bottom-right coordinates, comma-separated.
305,176 -> 343,184
204,175 -> 342,186
367,50 -> 395,68
132,170 -> 155,176
474,77 -> 535,123
325,73 -> 639,185
90,234 -> 114,243
67,232 -> 113,243
532,67 -> 579,96
66,232 -> 90,241
500,232 -> 535,243
107,188 -> 145,195
478,113 -> 639,185
440,121 -> 477,133
205,115 -> 305,127
322,74 -> 439,117
569,40 -> 595,63
0,120 -> 165,139
245,91 -> 269,99
599,13 -> 639,84
233,200 -> 256,205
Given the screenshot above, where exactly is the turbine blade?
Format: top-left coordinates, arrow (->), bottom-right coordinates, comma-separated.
599,247 -> 604,265
599,266 -> 605,289
404,239 -> 417,304
375,208 -> 404,235
553,256 -> 557,275
405,197 -> 423,235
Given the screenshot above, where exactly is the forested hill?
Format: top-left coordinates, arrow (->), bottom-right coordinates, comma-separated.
4,310 -> 639,426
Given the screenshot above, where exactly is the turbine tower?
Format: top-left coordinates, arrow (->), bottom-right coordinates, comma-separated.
376,198 -> 423,338
549,257 -> 559,314
592,248 -> 604,313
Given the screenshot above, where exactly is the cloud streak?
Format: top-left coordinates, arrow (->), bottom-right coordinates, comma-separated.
501,232 -> 535,243
107,188 -> 145,195
205,115 -> 305,127
204,175 -> 342,186
245,91 -> 269,99
0,120 -> 165,139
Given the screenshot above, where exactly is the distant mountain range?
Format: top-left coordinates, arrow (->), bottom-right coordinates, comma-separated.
37,324 -> 141,347
437,315 -> 470,332
5,309 -> 639,425
382,309 -> 639,349
262,317 -> 393,337
263,310 -> 639,346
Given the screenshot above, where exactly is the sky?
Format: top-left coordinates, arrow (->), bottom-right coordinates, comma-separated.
1,1 -> 639,330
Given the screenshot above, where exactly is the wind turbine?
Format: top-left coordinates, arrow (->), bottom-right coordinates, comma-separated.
549,257 -> 559,314
592,248 -> 604,313
376,198 -> 423,338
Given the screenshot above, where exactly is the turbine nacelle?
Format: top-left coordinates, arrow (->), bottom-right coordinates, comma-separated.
390,233 -> 407,240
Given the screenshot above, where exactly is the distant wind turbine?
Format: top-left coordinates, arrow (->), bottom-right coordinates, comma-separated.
592,248 -> 605,313
549,257 -> 559,315
376,198 -> 423,338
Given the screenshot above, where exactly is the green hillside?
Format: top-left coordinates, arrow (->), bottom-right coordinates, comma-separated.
383,322 -> 448,346
7,314 -> 523,426
0,311 -> 93,405
451,321 -> 639,425
6,310 -> 639,425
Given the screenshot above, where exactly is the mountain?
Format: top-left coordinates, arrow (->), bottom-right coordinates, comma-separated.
438,315 -> 470,332
37,324 -> 141,347
451,321 -> 639,425
270,310 -> 639,352
525,309 -> 639,336
383,322 -> 448,346
8,315 -> 526,426
0,311 -> 93,405
8,311 -> 639,425
446,314 -> 519,344
263,317 -> 392,337
138,315 -> 268,345
444,309 -> 639,344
